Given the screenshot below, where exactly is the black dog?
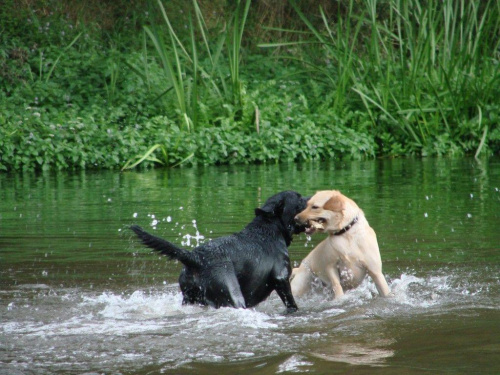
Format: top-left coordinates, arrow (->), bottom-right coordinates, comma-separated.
130,191 -> 308,311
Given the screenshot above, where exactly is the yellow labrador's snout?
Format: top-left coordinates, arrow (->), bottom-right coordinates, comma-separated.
295,211 -> 322,235
294,213 -> 308,226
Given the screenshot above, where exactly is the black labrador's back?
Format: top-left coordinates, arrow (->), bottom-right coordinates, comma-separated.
131,190 -> 308,311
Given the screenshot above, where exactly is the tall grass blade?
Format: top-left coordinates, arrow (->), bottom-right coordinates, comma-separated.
144,20 -> 189,130
45,32 -> 82,82
171,152 -> 194,168
353,86 -> 421,145
474,106 -> 487,159
121,144 -> 166,171
193,0 -> 213,65
227,0 -> 251,107
189,14 -> 198,130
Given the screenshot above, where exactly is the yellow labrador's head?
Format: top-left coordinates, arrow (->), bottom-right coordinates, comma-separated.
295,190 -> 359,235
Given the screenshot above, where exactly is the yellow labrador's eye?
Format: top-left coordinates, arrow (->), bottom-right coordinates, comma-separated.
312,205 -> 319,209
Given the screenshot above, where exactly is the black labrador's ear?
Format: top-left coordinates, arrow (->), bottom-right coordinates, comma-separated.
255,195 -> 284,218
254,207 -> 268,217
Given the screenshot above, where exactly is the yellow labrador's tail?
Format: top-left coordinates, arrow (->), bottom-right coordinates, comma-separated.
130,225 -> 201,268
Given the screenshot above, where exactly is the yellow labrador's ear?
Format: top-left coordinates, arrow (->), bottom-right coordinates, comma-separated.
339,195 -> 359,229
324,193 -> 347,231
324,193 -> 344,213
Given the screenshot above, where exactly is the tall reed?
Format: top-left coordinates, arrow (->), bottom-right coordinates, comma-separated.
228,0 -> 251,108
261,0 -> 500,155
141,0 -> 251,130
144,0 -> 193,131
123,0 -> 251,169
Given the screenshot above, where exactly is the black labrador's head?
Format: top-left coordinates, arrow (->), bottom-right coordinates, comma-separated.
255,191 -> 309,242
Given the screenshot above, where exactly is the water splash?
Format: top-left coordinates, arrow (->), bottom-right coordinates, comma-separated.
2,268 -> 498,373
181,219 -> 205,248
277,355 -> 313,373
87,289 -> 187,319
130,211 -> 206,247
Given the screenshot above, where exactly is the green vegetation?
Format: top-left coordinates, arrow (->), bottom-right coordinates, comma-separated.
1,0 -> 499,171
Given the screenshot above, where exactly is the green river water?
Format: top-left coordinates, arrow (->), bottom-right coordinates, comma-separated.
1,157 -> 499,374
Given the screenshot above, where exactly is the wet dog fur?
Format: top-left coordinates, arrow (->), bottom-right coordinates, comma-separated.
131,191 -> 308,311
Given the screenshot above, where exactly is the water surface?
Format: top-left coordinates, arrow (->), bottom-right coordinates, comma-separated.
1,158 -> 499,374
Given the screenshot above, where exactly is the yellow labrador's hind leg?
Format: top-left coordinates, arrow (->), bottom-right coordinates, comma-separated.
290,267 -> 313,297
325,265 -> 344,299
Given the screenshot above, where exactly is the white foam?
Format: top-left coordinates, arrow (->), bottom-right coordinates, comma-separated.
277,354 -> 313,373
207,307 -> 278,330
290,271 -> 472,318
3,268 -> 498,374
83,290 -> 191,319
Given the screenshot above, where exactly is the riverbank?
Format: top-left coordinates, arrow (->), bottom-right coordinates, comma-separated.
2,0 -> 499,171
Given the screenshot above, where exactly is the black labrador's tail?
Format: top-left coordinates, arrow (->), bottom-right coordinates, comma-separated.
130,225 -> 200,268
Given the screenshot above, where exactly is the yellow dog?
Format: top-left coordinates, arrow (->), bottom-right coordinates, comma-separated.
291,190 -> 391,299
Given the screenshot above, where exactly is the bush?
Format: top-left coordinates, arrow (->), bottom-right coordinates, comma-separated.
1,0 -> 498,172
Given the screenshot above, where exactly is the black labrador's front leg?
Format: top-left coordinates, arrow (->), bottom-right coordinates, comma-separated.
273,265 -> 298,313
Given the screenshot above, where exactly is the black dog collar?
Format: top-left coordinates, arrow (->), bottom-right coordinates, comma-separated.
334,216 -> 359,236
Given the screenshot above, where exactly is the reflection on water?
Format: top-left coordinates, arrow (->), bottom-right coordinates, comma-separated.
1,157 -> 499,374
310,343 -> 395,366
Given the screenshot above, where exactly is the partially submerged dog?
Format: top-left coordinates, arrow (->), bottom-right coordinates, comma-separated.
131,191 -> 308,311
291,190 -> 391,299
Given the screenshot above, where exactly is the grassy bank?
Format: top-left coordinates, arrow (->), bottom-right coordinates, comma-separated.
1,0 -> 499,171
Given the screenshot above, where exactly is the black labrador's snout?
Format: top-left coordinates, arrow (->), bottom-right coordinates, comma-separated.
294,196 -> 310,226
293,214 -> 309,234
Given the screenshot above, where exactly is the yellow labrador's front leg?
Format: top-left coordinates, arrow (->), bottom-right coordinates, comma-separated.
368,270 -> 391,297
290,267 -> 313,297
